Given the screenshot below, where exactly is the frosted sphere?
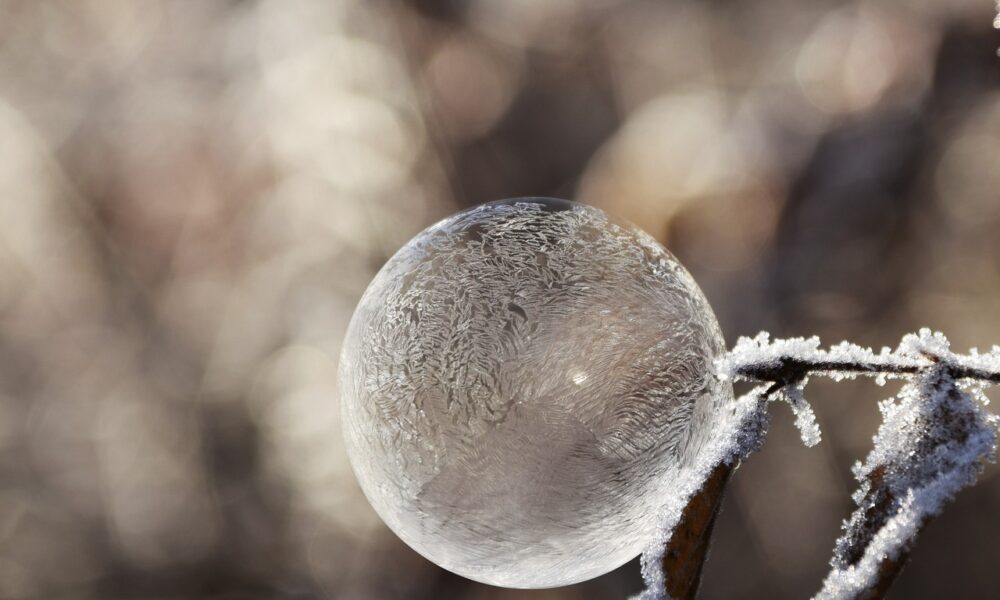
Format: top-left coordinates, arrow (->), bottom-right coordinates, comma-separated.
340,199 -> 732,588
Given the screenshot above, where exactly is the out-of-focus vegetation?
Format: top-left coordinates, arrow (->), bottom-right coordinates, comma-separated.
0,1 -> 997,598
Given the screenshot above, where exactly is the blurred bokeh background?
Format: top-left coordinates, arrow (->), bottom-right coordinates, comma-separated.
0,0 -> 998,598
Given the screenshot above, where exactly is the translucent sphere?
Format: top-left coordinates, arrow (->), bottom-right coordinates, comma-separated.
340,199 -> 732,588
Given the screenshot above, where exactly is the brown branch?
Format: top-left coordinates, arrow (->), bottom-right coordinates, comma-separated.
735,356 -> 1000,394
661,462 -> 733,600
838,464 -> 923,600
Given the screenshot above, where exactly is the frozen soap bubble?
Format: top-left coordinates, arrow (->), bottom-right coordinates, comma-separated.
340,198 -> 732,588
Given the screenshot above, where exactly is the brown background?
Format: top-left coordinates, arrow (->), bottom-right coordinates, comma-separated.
0,1 -> 998,598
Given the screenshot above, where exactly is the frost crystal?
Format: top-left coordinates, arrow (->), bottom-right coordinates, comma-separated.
783,381 -> 822,447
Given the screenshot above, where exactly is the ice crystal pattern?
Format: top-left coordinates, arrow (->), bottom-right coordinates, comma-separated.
340,199 -> 733,588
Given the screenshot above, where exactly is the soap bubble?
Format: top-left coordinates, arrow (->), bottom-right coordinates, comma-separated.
340,198 -> 732,588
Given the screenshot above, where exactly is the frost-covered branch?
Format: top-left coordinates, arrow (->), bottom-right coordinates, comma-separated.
719,329 -> 1000,600
817,366 -> 998,600
720,330 -> 1000,393
637,329 -> 1000,600
634,388 -> 770,600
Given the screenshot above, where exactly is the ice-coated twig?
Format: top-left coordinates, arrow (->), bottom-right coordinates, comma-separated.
815,366 -> 999,600
719,329 -> 1000,391
717,329 -> 1000,600
639,329 -> 1000,600
633,388 -> 770,600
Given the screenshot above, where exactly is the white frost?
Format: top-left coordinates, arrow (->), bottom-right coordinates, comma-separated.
636,329 -> 1000,600
718,333 -> 832,446
815,365 -> 998,599
632,388 -> 770,600
783,381 -> 822,447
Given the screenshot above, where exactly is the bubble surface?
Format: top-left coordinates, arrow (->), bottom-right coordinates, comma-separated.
340,199 -> 732,588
